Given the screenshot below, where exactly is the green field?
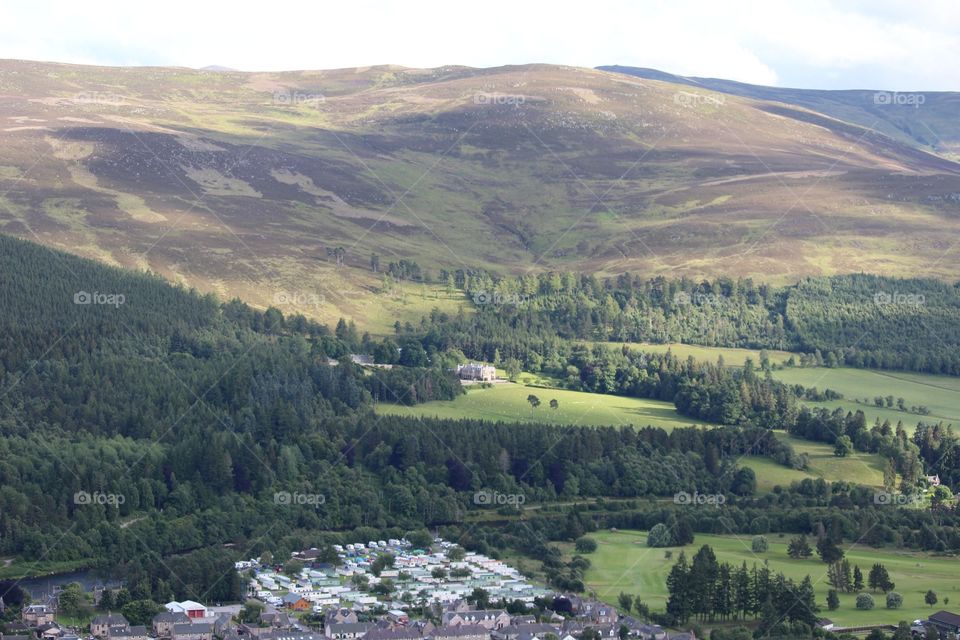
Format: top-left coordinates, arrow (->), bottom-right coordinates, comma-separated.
603,343 -> 960,431
772,367 -> 960,428
583,529 -> 960,628
376,382 -> 706,429
742,433 -> 886,492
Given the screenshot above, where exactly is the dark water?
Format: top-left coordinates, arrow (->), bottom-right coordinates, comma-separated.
14,570 -> 121,600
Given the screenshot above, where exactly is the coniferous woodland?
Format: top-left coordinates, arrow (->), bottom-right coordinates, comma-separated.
2,235 -> 960,606
418,270 -> 960,374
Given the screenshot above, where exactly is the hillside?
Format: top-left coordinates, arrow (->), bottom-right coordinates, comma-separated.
2,59 -> 960,328
600,65 -> 960,160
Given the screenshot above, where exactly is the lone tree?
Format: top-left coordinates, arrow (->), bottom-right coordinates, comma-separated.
885,592 -> 903,609
925,590 -> 938,607
617,592 -> 633,613
527,394 -> 541,409
856,593 -> 875,610
787,535 -> 813,559
550,398 -> 559,410
751,535 -> 769,553
827,589 -> 840,611
647,523 -> 673,548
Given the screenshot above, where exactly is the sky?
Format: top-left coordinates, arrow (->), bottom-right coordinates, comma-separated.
0,0 -> 958,91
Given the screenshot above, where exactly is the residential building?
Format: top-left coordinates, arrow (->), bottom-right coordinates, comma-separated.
22,605 -> 54,627
325,623 -> 376,640
456,363 -> 496,382
154,612 -> 191,638
91,614 -> 130,638
108,625 -> 149,640
171,623 -> 214,640
442,610 -> 510,631
928,611 -> 960,636
282,593 -> 311,611
326,608 -> 359,625
432,625 -> 489,640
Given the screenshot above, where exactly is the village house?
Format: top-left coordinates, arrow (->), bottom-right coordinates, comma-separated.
153,612 -> 191,638
325,623 -> 376,640
456,364 -> 496,382
22,605 -> 54,627
927,610 -> 960,636
282,593 -> 311,611
261,633 -> 326,640
361,629 -> 423,640
91,614 -> 130,638
171,622 -> 214,640
108,625 -> 149,640
495,624 -> 560,640
37,622 -> 63,640
442,610 -> 510,631
260,613 -> 293,629
431,625 -> 489,640
325,608 -> 359,625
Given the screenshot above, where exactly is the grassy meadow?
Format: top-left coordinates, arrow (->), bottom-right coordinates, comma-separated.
581,529 -> 960,627
376,382 -> 705,430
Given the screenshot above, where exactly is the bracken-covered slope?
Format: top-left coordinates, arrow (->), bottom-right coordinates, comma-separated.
1,59 -> 959,326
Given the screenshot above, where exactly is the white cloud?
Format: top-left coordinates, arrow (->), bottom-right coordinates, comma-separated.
0,0 -> 957,90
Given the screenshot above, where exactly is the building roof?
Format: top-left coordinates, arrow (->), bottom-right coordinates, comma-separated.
93,614 -> 129,626
327,623 -> 376,634
432,625 -> 489,638
362,629 -> 422,640
930,611 -> 960,627
155,612 -> 191,624
173,623 -> 214,634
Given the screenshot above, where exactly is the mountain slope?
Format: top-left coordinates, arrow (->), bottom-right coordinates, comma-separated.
599,65 -> 960,160
1,59 -> 960,328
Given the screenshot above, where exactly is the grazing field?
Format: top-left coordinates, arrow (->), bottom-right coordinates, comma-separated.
742,433 -> 886,491
602,343 -> 960,430
582,529 -> 960,627
773,367 -> 960,427
376,382 -> 706,429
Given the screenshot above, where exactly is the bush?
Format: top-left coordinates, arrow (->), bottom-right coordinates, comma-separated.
885,592 -> 903,609
575,537 -> 598,553
647,523 -> 673,548
751,535 -> 769,553
856,593 -> 875,610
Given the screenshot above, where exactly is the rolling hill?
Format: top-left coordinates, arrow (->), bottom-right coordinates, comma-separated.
2,59 -> 960,328
600,64 -> 960,160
